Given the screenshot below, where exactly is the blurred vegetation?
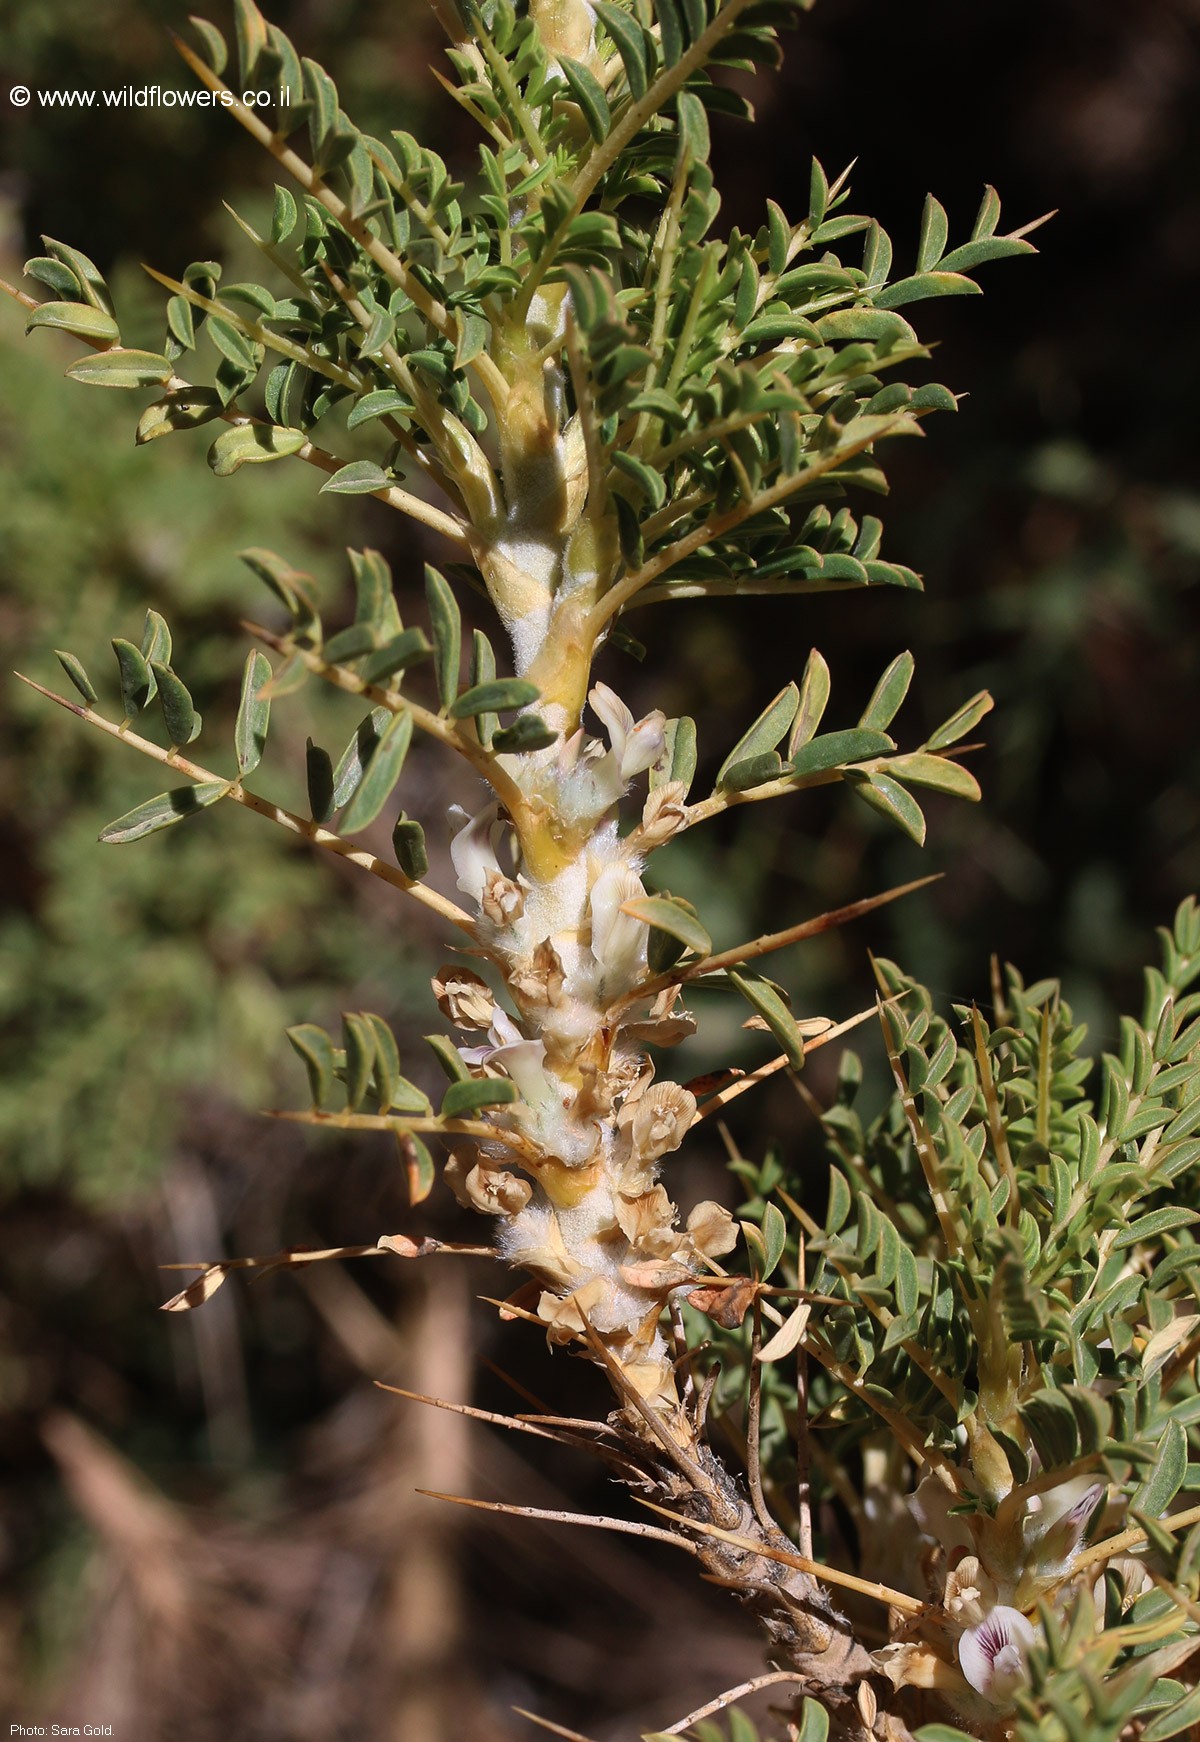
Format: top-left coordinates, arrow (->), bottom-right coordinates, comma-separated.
1,0 -> 1199,1736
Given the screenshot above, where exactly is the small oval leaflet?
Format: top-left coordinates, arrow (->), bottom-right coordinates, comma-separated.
340,1012 -> 376,1110
925,689 -> 994,751
449,677 -> 540,719
208,424 -> 307,477
235,649 -> 272,775
851,771 -> 927,846
55,649 -> 97,704
492,715 -> 558,753
392,815 -> 429,880
888,753 -> 981,801
321,623 -> 378,664
320,460 -> 391,495
716,682 -> 799,787
66,348 -> 174,389
790,728 -> 894,779
425,566 -> 461,708
339,709 -> 413,833
441,1077 -> 519,1119
728,971 -> 805,1070
361,628 -> 433,686
400,1133 -> 436,1206
286,1022 -> 336,1108
332,707 -> 390,810
620,895 -> 711,961
859,650 -> 915,731
112,638 -> 153,717
424,1033 -> 472,1084
305,739 -> 335,823
99,780 -> 228,845
26,301 -> 119,344
150,661 -> 199,747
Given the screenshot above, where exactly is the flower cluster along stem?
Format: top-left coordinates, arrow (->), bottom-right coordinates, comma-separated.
16,1 -> 1150,1732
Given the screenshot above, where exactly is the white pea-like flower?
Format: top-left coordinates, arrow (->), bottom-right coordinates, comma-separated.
588,682 -> 666,785
958,1605 -> 1037,1706
589,861 -> 648,986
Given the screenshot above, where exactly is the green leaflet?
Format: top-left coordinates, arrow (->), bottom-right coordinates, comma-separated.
360,629 -> 433,686
66,349 -> 173,388
491,715 -> 557,753
340,1011 -> 376,1109
26,301 -> 119,344
888,753 -> 980,801
622,895 -> 711,960
392,814 -> 429,880
338,710 -> 413,832
208,424 -> 306,476
728,971 -> 805,1069
850,771 -> 927,844
790,728 -> 894,777
111,638 -> 152,717
859,651 -> 914,730
424,1033 -> 472,1084
450,678 -> 540,718
331,707 -> 391,809
424,566 -> 461,708
320,460 -> 391,495
441,1077 -> 519,1118
305,739 -> 335,823
1132,1418 -> 1188,1517
150,661 -> 200,747
235,650 -> 272,776
99,781 -> 228,844
286,1023 -> 336,1108
556,55 -> 610,141
925,689 -> 994,750
716,683 -> 799,787
349,547 -> 402,638
321,624 -> 377,664
55,650 -> 97,705
790,649 -> 831,752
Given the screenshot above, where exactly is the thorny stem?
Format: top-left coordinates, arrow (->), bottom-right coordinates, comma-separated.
661,1671 -> 808,1736
638,1502 -> 926,1614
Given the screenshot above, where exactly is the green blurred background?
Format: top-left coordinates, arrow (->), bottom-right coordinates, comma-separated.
1,1 -> 1198,1736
